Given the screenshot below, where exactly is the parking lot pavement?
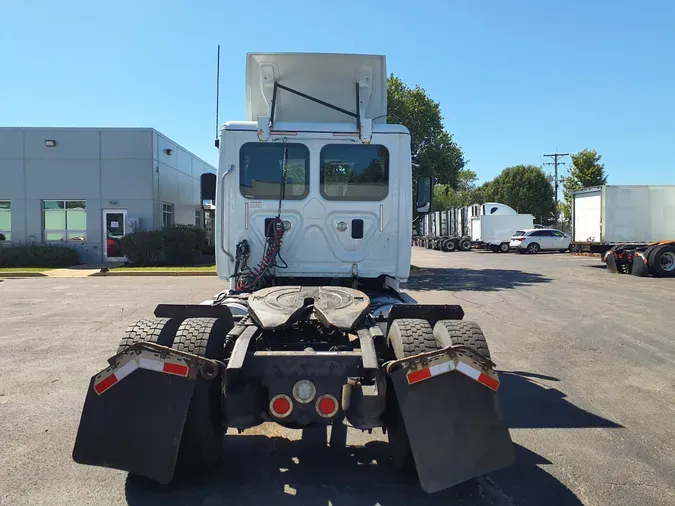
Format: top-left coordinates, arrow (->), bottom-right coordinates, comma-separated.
0,277 -> 487,506
0,250 -> 674,506
409,248 -> 675,506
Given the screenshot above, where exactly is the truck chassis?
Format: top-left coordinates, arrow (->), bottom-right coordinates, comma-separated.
603,241 -> 675,277
72,285 -> 514,494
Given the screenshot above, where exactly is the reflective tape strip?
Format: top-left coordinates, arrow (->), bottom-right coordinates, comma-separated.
406,356 -> 500,391
114,359 -> 138,381
92,351 -> 191,395
139,357 -> 163,372
478,373 -> 500,391
456,361 -> 480,380
94,373 -> 118,395
163,362 -> 189,377
406,359 -> 455,385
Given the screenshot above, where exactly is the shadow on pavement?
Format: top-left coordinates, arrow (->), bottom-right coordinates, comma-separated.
124,371 -> 611,506
499,371 -> 623,429
405,267 -> 552,292
124,436 -> 483,506
488,444 -> 584,506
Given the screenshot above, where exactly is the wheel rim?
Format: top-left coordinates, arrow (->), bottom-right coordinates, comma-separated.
660,251 -> 675,272
500,244 -> 509,252
529,244 -> 539,253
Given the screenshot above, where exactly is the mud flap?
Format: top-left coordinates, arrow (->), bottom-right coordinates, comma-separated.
72,347 -> 200,484
387,350 -> 514,494
606,252 -> 619,273
631,252 -> 650,277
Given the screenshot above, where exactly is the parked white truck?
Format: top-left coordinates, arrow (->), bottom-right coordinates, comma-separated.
72,52 -> 514,494
470,213 -> 535,252
571,185 -> 675,277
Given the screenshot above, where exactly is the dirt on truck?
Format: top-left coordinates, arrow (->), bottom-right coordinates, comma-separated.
72,52 -> 515,494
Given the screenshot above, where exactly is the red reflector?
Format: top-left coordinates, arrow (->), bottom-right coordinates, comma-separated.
478,373 -> 500,391
163,362 -> 189,377
94,374 -> 118,395
272,396 -> 291,416
317,397 -> 337,416
407,367 -> 432,384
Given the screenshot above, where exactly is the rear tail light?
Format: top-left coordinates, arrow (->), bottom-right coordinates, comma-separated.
513,237 -> 526,241
315,394 -> 339,418
270,394 -> 293,418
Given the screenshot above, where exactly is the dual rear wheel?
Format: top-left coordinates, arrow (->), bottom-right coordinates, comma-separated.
385,318 -> 491,471
119,317 -> 228,476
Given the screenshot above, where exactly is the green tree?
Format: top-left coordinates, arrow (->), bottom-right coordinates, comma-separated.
432,169 -> 478,210
481,165 -> 555,223
387,75 -> 466,187
561,149 -> 607,222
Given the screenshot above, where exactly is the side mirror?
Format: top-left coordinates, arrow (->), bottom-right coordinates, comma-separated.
416,176 -> 433,214
201,173 -> 217,202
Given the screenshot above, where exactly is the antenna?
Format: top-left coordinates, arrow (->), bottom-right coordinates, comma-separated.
215,45 -> 221,148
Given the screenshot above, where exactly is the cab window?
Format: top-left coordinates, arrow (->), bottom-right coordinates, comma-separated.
239,143 -> 309,200
320,145 -> 389,201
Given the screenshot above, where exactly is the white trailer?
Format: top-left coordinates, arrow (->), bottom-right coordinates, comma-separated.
571,185 -> 675,253
471,214 -> 534,252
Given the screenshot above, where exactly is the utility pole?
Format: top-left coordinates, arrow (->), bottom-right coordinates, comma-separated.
544,152 -> 569,225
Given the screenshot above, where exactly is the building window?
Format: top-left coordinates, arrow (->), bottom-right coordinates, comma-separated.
239,142 -> 310,200
43,200 -> 87,242
195,209 -> 202,228
320,145 -> 389,201
162,203 -> 174,227
0,201 -> 10,242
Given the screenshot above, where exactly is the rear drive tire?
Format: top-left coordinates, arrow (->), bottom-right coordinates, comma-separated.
499,243 -> 510,253
172,317 -> 229,474
433,320 -> 491,360
117,318 -> 180,353
386,319 -> 437,474
459,237 -> 472,251
527,242 -> 540,254
648,244 -> 675,278
442,238 -> 457,252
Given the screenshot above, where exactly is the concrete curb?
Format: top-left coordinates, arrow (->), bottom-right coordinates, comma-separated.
0,272 -> 48,278
93,271 -> 217,277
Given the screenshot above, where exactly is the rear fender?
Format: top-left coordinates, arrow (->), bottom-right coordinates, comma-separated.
72,343 -> 221,484
385,346 -> 514,494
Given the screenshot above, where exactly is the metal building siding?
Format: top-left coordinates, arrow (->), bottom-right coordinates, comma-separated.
0,128 -> 215,263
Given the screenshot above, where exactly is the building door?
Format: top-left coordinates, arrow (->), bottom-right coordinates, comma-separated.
103,209 -> 127,261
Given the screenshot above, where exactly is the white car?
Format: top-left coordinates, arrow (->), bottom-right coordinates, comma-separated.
509,228 -> 571,254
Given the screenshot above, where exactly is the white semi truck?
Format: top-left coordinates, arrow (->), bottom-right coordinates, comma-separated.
72,53 -> 514,494
571,185 -> 675,277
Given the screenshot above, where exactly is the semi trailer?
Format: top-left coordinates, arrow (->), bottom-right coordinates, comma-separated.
571,185 -> 675,277
72,52 -> 514,494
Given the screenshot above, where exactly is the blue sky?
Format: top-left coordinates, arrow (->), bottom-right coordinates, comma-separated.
2,0 -> 674,188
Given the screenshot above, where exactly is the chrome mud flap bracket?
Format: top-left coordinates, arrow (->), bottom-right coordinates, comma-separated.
385,346 -> 515,494
72,343 -> 220,484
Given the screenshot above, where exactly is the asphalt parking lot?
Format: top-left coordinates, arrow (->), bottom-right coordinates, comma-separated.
1,250 -> 674,506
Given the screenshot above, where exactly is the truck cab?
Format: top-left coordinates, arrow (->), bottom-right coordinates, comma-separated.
216,53 -> 412,291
